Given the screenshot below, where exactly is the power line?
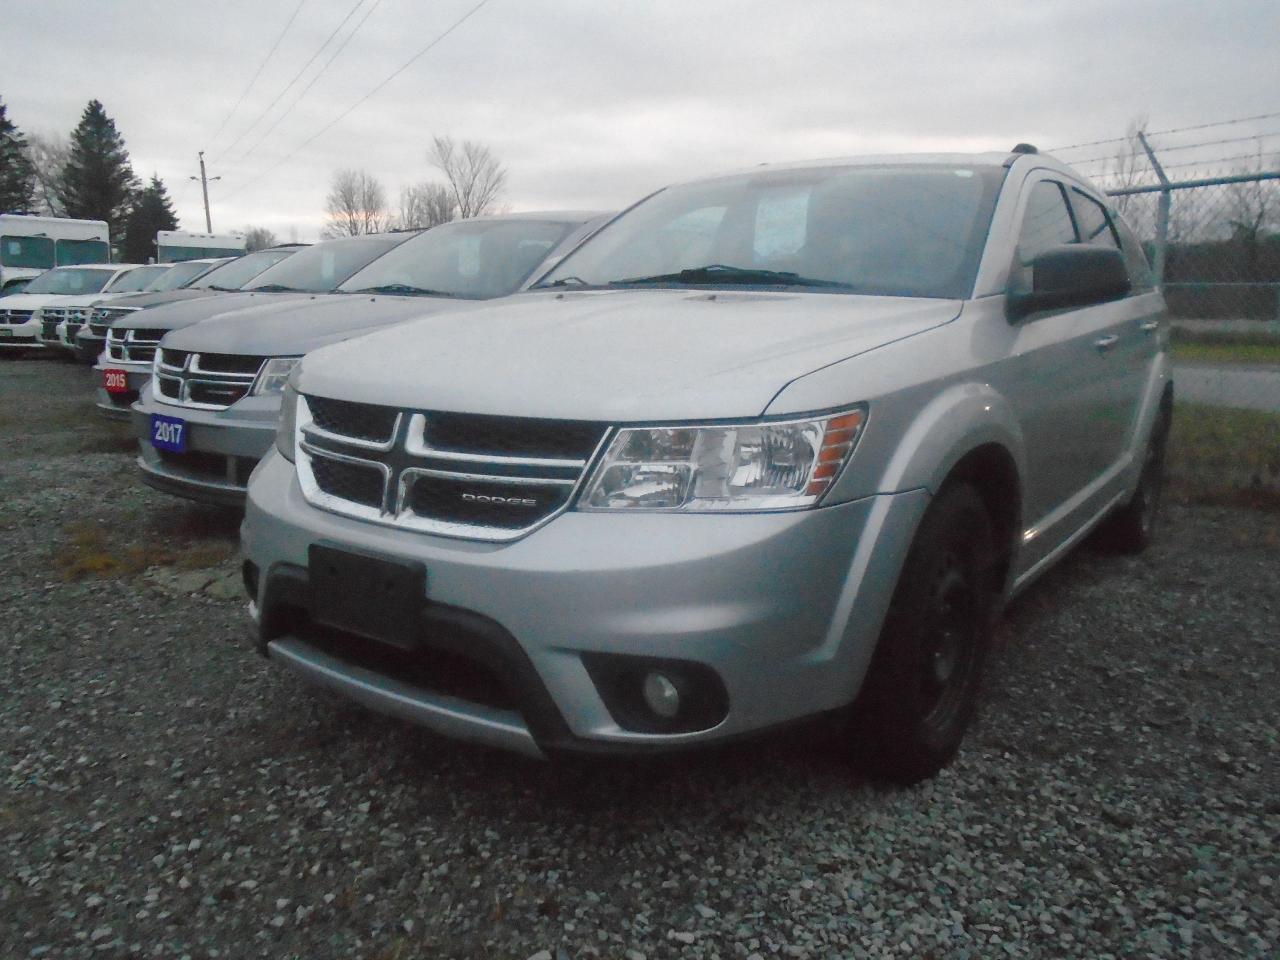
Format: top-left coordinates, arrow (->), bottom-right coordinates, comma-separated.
207,0 -> 309,148
230,0 -> 387,168
212,0 -> 370,165
222,0 -> 494,203
1049,110 -> 1280,153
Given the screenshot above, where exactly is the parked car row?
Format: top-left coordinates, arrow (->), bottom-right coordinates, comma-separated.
4,147 -> 1173,784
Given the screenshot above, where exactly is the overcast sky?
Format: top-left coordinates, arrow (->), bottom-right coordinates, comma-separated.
4,0 -> 1277,241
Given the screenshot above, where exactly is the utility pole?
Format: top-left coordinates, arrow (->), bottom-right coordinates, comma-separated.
190,152 -> 222,233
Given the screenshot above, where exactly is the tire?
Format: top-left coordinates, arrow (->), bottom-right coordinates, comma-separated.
1097,402 -> 1171,555
846,483 -> 999,785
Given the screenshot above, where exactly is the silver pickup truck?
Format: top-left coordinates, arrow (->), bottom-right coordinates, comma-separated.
241,148 -> 1170,783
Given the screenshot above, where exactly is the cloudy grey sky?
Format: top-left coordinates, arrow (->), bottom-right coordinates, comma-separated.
4,0 -> 1277,240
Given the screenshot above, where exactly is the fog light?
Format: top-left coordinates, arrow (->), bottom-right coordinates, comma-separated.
643,672 -> 681,718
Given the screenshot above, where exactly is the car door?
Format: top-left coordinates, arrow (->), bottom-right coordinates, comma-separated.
996,176 -> 1130,570
1065,187 -> 1162,463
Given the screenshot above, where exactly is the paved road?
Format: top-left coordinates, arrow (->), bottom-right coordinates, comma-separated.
1174,362 -> 1280,412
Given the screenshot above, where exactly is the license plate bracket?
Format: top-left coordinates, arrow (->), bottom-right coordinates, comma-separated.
309,543 -> 425,650
150,413 -> 187,452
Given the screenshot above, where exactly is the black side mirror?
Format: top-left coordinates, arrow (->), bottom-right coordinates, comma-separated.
1007,244 -> 1130,321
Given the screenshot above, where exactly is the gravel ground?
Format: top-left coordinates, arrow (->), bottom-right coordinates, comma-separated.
1,354 -> 1277,960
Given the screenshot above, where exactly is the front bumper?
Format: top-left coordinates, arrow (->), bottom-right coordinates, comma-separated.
94,363 -> 150,419
242,449 -> 930,757
130,386 -> 280,505
0,318 -> 43,351
76,330 -> 104,364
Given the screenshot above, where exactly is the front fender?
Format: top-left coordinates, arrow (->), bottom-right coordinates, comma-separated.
870,382 -> 1026,497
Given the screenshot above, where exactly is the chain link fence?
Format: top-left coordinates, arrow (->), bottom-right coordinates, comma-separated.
1099,167 -> 1280,508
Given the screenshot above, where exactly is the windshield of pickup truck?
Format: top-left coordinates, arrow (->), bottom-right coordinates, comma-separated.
105,264 -> 169,293
538,165 -> 1004,299
190,248 -> 299,291
22,266 -> 117,295
243,234 -> 409,293
338,219 -> 578,299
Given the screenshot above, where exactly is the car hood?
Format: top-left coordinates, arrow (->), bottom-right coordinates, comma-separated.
1,293 -> 67,310
297,289 -> 962,421
102,288 -> 221,311
41,293 -> 116,308
162,294 -> 483,355
113,291 -> 310,332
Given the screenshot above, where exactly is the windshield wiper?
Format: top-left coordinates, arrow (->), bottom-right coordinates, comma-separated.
537,276 -> 592,288
205,284 -> 238,292
248,284 -> 300,293
346,284 -> 451,297
609,264 -> 848,288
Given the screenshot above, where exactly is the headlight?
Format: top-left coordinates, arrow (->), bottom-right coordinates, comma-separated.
252,357 -> 301,396
276,384 -> 299,462
578,407 -> 867,512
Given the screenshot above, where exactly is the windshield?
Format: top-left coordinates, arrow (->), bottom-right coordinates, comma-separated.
55,239 -> 110,266
190,248 -> 298,290
1,235 -> 55,269
22,267 -> 117,295
339,219 -> 577,299
105,264 -> 169,293
539,165 -> 1004,299
243,235 -> 407,293
150,259 -> 224,292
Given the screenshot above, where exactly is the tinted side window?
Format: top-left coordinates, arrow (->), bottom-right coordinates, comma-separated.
1016,181 -> 1077,266
1069,189 -> 1120,248
1110,213 -> 1156,293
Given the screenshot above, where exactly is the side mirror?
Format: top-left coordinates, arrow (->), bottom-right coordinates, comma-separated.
1007,244 -> 1130,321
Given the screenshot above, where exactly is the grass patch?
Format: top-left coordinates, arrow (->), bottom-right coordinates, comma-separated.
52,521 -> 237,582
1166,402 -> 1280,511
1171,327 -> 1280,365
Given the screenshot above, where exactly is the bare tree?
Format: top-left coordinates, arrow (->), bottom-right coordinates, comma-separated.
397,181 -> 455,230
1224,152 -> 1280,278
428,135 -> 506,220
243,226 -> 278,251
1105,116 -> 1149,222
26,131 -> 70,216
322,168 -> 390,238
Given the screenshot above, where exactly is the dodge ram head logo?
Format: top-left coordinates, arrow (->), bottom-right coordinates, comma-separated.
461,492 -> 537,507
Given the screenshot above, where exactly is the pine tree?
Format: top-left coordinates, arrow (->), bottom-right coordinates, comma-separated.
122,175 -> 179,263
57,99 -> 139,233
0,97 -> 36,214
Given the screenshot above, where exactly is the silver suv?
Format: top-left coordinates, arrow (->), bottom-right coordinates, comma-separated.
241,148 -> 1171,782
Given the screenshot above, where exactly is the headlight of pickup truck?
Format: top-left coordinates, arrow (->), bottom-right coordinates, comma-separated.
276,384 -> 299,462
252,357 -> 301,396
578,407 -> 866,511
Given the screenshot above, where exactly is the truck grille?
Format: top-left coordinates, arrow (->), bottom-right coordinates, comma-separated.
106,327 -> 166,364
296,395 -> 610,542
89,306 -> 138,337
2,309 -> 34,325
153,350 -> 266,410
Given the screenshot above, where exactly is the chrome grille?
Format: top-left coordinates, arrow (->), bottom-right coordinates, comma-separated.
89,305 -> 138,336
296,395 -> 610,542
153,350 -> 266,410
2,309 -> 34,325
106,327 -> 166,364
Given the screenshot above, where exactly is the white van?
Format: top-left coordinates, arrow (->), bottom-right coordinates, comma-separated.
0,214 -> 111,295
156,231 -> 247,263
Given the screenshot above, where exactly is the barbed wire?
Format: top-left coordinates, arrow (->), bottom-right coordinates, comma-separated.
1049,111 -> 1280,152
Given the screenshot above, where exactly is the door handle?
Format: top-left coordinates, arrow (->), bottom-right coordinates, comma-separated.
1093,334 -> 1120,352
1138,320 -> 1160,332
